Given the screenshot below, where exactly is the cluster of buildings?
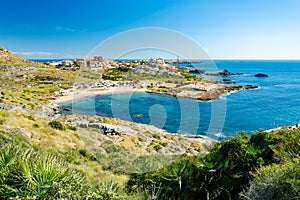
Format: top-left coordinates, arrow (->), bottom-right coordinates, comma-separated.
48,57 -> 182,78
48,56 -> 114,70
48,60 -> 77,70
132,58 -> 181,76
76,56 -> 115,70
76,56 -> 101,68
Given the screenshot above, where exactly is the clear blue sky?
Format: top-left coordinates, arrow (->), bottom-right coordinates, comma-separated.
1,0 -> 300,59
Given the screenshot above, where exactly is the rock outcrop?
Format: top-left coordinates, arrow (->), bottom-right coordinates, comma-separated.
225,85 -> 259,91
0,103 -> 7,110
10,128 -> 32,138
206,69 -> 243,76
254,73 -> 268,77
244,85 -> 259,89
78,122 -> 130,136
39,102 -> 62,119
188,68 -> 206,74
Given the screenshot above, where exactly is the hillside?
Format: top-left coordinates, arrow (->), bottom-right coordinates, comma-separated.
1,113 -> 299,199
126,128 -> 300,199
0,47 -> 77,110
0,46 -> 44,68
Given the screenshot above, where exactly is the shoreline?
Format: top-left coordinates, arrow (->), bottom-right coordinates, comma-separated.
53,86 -> 149,103
265,122 -> 300,133
52,86 -> 224,142
53,84 -> 234,104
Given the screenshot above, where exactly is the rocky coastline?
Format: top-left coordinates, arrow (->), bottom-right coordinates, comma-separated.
205,69 -> 243,76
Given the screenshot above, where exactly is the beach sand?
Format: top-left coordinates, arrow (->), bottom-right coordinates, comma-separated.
53,86 -> 149,103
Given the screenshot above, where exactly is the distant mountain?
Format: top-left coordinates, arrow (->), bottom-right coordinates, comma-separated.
0,46 -> 43,67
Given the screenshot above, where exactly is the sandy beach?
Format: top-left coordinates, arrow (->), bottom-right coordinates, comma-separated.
53,86 -> 149,103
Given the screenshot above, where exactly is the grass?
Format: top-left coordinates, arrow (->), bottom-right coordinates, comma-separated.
23,84 -> 60,94
0,49 -> 78,110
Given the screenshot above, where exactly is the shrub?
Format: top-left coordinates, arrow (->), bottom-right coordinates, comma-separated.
32,123 -> 39,128
241,159 -> 300,199
161,142 -> 168,147
153,144 -> 162,151
152,133 -> 161,139
79,148 -> 88,157
48,120 -> 64,130
127,131 -> 278,199
25,115 -> 35,121
66,125 -> 77,131
0,137 -> 123,199
96,181 -> 122,200
0,145 -> 88,199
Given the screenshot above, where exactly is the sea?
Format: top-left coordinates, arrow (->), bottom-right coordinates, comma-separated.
59,60 -> 300,140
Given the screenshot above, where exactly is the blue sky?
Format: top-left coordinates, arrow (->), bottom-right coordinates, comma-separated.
1,0 -> 300,59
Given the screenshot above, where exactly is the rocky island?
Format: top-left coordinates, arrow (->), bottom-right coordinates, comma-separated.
205,69 -> 243,76
255,73 -> 269,77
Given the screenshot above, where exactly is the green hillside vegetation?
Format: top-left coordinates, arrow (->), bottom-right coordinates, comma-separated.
126,129 -> 300,199
0,130 -> 125,199
0,69 -> 76,110
0,109 -> 212,199
102,66 -> 190,83
1,110 -> 299,199
0,47 -> 77,110
0,106 -> 299,199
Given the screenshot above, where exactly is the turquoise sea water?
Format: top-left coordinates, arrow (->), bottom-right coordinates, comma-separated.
60,60 -> 300,139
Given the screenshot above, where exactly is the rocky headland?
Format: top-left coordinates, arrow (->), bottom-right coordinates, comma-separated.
206,69 -> 243,76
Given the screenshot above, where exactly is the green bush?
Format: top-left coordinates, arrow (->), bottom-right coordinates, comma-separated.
79,148 -> 88,157
32,123 -> 39,128
66,125 -> 77,131
48,120 -> 64,130
126,131 -> 279,199
241,159 -> 300,199
0,145 -> 87,199
0,138 -> 123,199
153,144 -> 162,151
